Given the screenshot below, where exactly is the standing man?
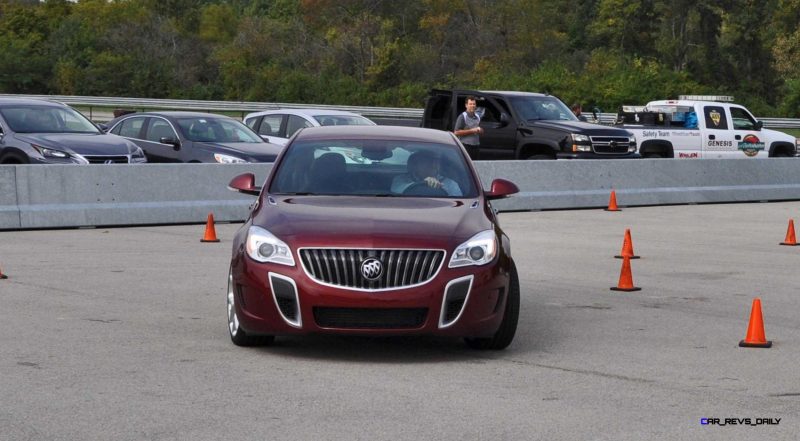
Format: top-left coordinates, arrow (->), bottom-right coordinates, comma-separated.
453,96 -> 483,160
571,102 -> 588,122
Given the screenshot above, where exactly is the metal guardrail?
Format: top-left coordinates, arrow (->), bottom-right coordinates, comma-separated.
0,93 -> 423,122
1,94 -> 798,129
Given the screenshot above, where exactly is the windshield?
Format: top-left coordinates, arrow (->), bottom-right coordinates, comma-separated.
509,96 -> 578,122
312,115 -> 376,126
270,139 -> 478,198
176,117 -> 263,143
0,105 -> 100,134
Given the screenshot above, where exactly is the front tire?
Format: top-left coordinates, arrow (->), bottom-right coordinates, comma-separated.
465,262 -> 520,350
228,268 -> 274,347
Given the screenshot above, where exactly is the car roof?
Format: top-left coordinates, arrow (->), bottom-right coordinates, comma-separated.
430,89 -> 550,98
117,111 -> 237,119
246,109 -> 367,118
0,98 -> 67,107
294,125 -> 457,144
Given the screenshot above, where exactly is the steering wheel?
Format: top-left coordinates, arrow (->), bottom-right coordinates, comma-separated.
402,181 -> 448,197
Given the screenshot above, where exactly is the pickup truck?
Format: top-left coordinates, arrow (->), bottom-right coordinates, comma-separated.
614,99 -> 799,158
422,89 -> 639,159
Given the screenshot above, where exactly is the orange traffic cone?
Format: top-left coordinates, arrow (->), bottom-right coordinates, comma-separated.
615,228 -> 640,259
780,219 -> 797,246
200,213 -> 220,243
610,256 -> 641,292
0,264 -> 7,279
604,190 -> 621,211
739,298 -> 772,348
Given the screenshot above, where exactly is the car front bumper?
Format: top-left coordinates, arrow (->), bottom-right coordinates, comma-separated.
231,255 -> 512,338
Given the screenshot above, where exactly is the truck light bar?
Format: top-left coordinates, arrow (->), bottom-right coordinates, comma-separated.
678,95 -> 734,102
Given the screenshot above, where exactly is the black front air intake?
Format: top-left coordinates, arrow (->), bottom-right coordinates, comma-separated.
270,275 -> 299,325
313,307 -> 428,329
441,278 -> 471,327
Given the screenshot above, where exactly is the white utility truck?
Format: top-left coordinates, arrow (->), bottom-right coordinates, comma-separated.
614,96 -> 798,158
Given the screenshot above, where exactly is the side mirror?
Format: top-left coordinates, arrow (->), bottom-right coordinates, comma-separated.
592,107 -> 602,123
98,123 -> 109,133
160,137 -> 181,150
228,173 -> 262,196
754,120 -> 763,131
499,112 -> 510,128
485,178 -> 519,200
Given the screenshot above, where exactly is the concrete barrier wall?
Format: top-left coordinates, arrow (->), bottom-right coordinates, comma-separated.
1,159 -> 800,230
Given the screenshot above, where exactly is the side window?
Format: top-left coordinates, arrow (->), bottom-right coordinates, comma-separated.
145,118 -> 177,143
244,117 -> 258,130
730,107 -> 756,130
704,106 -> 728,130
477,99 -> 503,123
259,115 -> 284,137
115,117 -> 146,138
286,115 -> 313,138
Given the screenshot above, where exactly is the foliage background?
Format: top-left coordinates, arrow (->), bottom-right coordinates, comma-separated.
1,0 -> 799,115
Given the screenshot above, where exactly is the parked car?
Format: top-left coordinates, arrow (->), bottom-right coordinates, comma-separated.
243,109 -> 376,145
226,125 -> 521,349
423,89 -> 639,159
0,98 -> 146,164
106,111 -> 282,163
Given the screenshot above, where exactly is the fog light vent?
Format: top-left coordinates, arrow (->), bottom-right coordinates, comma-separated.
439,275 -> 473,328
269,273 -> 301,328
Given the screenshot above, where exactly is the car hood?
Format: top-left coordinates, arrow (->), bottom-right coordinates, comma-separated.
254,195 -> 492,249
528,120 -> 632,136
194,141 -> 283,162
15,133 -> 137,154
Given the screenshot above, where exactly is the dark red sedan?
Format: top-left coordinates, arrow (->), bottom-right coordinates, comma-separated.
227,125 -> 520,349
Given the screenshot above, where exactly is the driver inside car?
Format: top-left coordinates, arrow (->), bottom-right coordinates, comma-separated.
391,151 -> 462,196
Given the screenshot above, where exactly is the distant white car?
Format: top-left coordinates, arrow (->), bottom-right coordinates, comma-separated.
243,109 -> 376,145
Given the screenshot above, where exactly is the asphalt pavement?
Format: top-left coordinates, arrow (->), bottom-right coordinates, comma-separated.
1,201 -> 799,440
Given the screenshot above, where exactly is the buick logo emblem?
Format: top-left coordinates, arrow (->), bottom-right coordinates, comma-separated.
360,258 -> 383,281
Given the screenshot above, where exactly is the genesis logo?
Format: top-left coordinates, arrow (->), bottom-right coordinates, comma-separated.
360,258 -> 383,281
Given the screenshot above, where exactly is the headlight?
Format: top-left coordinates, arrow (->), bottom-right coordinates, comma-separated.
214,153 -> 246,164
795,138 -> 799,153
449,230 -> 498,268
245,226 -> 295,266
629,135 -> 637,152
31,144 -> 69,158
131,147 -> 147,163
570,134 -> 590,143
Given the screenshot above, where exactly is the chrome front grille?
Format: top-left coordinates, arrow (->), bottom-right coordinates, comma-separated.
83,155 -> 130,164
590,136 -> 631,154
299,248 -> 445,290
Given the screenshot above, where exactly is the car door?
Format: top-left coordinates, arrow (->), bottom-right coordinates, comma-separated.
471,95 -> 516,158
701,105 -> 735,159
422,90 -> 453,130
255,114 -> 287,145
285,115 -> 313,140
140,117 -> 182,162
729,106 -> 767,158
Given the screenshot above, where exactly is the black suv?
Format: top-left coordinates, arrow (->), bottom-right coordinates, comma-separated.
0,98 -> 146,164
423,89 -> 639,159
